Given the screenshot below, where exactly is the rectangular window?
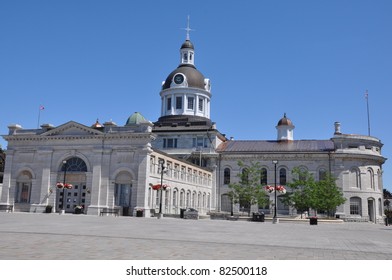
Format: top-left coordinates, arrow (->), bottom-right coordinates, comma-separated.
193,137 -> 208,148
187,97 -> 194,110
167,97 -> 171,111
176,96 -> 182,109
350,203 -> 360,215
198,97 -> 203,111
163,138 -> 178,148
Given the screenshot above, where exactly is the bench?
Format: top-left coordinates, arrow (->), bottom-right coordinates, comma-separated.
0,204 -> 13,212
100,208 -> 120,217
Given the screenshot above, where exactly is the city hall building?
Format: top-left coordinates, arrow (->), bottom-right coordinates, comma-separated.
0,31 -> 387,222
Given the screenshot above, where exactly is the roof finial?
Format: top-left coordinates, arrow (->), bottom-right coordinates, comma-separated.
183,15 -> 194,41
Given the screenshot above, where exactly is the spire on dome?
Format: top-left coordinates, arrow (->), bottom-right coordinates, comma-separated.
182,15 -> 194,41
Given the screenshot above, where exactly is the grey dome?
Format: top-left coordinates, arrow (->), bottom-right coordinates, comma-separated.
181,39 -> 194,49
162,65 -> 205,90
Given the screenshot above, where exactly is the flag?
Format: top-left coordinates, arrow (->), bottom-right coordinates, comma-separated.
39,105 -> 45,110
364,90 -> 368,99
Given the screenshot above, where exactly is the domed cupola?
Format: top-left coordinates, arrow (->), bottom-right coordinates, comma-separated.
159,17 -> 211,120
126,112 -> 146,126
276,113 -> 295,141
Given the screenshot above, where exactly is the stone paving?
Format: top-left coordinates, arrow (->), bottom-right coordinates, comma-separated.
0,212 -> 391,260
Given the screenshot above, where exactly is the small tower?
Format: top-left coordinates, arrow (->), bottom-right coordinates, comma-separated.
276,113 -> 295,141
159,17 -> 211,120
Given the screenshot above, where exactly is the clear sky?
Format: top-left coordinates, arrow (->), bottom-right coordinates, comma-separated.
1,0 -> 391,191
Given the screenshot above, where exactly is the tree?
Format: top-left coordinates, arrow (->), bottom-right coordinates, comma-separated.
383,189 -> 392,199
311,174 -> 346,217
284,167 -> 346,217
227,161 -> 269,216
283,167 -> 315,217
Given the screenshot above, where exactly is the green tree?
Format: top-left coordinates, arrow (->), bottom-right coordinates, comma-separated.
311,174 -> 346,217
284,167 -> 346,217
227,161 -> 269,216
283,167 -> 315,217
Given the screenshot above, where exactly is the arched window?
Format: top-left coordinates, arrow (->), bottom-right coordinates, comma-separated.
180,189 -> 185,208
186,190 -> 191,207
319,168 -> 327,181
298,167 -> 307,181
350,197 -> 362,215
60,157 -> 87,172
279,168 -> 287,185
173,188 -> 178,209
114,171 -> 132,207
260,168 -> 267,185
224,168 -> 231,185
192,191 -> 197,208
367,168 -> 374,189
15,170 -> 32,203
350,168 -> 360,189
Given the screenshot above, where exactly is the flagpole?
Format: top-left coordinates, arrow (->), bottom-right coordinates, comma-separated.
365,90 -> 370,136
37,105 -> 44,129
37,106 -> 41,129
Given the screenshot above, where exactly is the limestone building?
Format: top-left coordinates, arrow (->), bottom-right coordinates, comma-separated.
0,28 -> 387,222
0,118 -> 213,216
151,34 -> 387,223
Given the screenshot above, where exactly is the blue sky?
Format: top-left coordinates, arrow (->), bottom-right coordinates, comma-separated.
1,0 -> 391,191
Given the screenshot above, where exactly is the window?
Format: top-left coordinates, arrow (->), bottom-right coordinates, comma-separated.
15,171 -> 32,203
193,137 -> 208,148
114,184 -> 132,206
319,168 -> 327,181
260,168 -> 267,185
279,168 -> 287,185
167,97 -> 171,111
183,53 -> 188,61
350,197 -> 361,215
187,97 -> 194,109
350,168 -> 360,189
61,157 -> 87,172
198,97 -> 204,111
176,96 -> 182,109
114,172 -> 132,207
150,156 -> 156,173
180,190 -> 185,207
367,169 -> 374,189
173,189 -> 178,208
224,168 -> 231,185
163,138 -> 178,148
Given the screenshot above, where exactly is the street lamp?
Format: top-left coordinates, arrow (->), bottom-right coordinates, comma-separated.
60,160 -> 67,215
158,158 -> 165,219
272,160 -> 278,224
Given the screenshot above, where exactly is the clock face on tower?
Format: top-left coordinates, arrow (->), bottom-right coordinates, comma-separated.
173,74 -> 184,84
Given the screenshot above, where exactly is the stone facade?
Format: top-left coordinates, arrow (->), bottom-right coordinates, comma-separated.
0,119 -> 213,216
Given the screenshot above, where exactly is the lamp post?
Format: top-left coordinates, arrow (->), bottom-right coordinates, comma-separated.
272,160 -> 278,224
60,160 -> 67,215
158,158 -> 165,219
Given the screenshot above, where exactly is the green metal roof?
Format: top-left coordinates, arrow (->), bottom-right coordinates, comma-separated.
126,112 -> 146,125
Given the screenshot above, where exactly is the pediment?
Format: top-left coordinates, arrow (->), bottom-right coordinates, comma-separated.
41,121 -> 103,137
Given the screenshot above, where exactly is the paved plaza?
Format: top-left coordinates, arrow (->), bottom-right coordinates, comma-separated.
0,212 -> 391,260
